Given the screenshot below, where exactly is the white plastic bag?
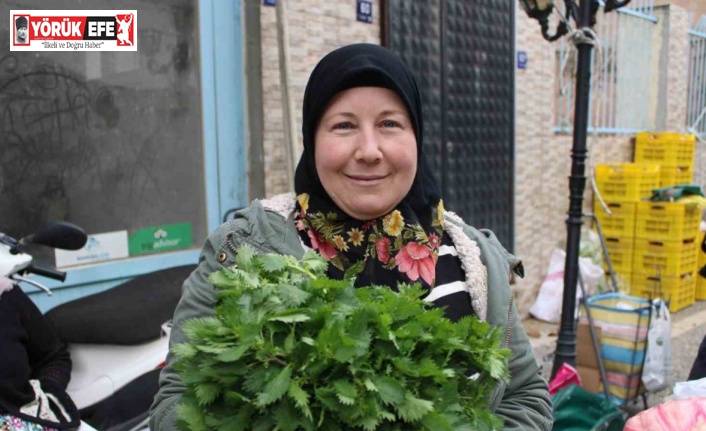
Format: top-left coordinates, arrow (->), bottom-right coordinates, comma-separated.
673,377 -> 706,400
529,249 -> 604,323
642,299 -> 672,392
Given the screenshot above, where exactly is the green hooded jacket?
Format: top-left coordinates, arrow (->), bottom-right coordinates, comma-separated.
149,195 -> 553,431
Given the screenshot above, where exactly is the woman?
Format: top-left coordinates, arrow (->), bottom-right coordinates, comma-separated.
150,43 -> 552,431
0,277 -> 80,430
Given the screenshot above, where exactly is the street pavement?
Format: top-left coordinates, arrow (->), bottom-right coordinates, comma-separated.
525,299 -> 706,411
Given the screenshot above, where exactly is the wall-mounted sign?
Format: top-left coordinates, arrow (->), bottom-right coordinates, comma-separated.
128,223 -> 192,256
263,0 -> 275,6
357,0 -> 373,24
55,230 -> 129,268
517,51 -> 528,69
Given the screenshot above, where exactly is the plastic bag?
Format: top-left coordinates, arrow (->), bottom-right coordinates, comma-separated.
549,363 -> 582,396
642,299 -> 672,392
552,384 -> 625,431
623,397 -> 706,431
529,249 -> 604,323
673,377 -> 706,400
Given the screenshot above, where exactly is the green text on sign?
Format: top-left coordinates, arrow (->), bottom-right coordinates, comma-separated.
129,223 -> 192,256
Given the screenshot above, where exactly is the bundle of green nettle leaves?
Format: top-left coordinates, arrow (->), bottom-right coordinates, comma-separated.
174,246 -> 510,431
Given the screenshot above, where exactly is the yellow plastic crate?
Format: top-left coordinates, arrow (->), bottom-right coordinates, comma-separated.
594,200 -> 637,238
698,231 -> 706,301
698,275 -> 706,301
659,165 -> 694,188
635,201 -> 701,241
631,271 -> 696,312
602,236 -> 635,276
633,237 -> 699,276
635,132 -> 696,166
594,164 -> 660,202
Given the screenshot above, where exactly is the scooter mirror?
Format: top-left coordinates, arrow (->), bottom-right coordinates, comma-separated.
25,221 -> 88,250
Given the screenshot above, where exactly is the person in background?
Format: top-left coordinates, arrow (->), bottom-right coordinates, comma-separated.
150,43 -> 552,431
0,277 -> 80,430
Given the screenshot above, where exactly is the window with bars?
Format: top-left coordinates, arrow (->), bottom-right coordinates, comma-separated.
554,0 -> 658,134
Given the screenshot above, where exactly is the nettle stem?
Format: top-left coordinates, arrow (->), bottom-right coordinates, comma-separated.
286,263 -> 317,280
268,355 -> 287,367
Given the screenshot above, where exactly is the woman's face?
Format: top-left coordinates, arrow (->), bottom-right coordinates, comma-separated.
314,86 -> 417,220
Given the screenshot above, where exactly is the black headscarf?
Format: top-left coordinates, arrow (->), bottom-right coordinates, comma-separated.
293,43 -> 444,291
295,43 -> 441,214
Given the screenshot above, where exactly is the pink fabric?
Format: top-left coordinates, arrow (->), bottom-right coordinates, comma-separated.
624,397 -> 706,431
549,363 -> 582,396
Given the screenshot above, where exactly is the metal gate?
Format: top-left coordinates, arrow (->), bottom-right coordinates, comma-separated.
555,0 -> 657,134
384,0 -> 515,250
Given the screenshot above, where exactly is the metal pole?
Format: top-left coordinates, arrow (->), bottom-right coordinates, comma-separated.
552,0 -> 597,378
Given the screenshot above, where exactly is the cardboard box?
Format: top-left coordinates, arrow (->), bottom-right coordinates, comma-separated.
576,365 -> 603,393
576,323 -> 603,370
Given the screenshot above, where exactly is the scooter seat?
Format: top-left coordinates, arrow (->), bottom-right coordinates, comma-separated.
45,264 -> 196,345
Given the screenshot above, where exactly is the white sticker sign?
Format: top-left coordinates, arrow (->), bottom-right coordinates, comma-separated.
55,230 -> 129,268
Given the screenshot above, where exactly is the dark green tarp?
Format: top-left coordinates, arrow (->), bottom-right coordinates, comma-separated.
552,385 -> 626,431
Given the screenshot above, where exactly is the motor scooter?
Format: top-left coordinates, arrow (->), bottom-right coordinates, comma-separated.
2,222 -> 195,431
1,221 -> 95,430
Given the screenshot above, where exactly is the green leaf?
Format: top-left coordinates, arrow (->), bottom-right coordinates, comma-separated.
288,382 -> 313,420
176,401 -> 208,431
182,317 -> 221,341
333,380 -> 357,405
301,251 -> 328,274
256,365 -> 292,407
243,367 -> 269,394
194,382 -> 221,406
172,342 -> 198,359
396,393 -> 434,423
216,344 -> 250,362
279,283 -> 311,307
314,387 -> 340,410
259,253 -> 287,273
274,399 -> 301,431
358,414 -> 380,431
269,313 -> 311,323
420,411 -> 454,431
343,260 -> 364,281
372,376 -> 405,406
235,245 -> 256,270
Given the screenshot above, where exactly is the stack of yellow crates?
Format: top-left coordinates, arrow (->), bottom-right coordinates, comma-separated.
630,132 -> 699,312
699,231 -> 706,301
594,164 -> 660,290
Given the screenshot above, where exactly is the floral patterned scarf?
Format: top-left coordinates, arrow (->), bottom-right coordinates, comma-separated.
295,193 -> 445,291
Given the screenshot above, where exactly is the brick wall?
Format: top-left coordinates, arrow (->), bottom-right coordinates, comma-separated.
260,1 -> 380,196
